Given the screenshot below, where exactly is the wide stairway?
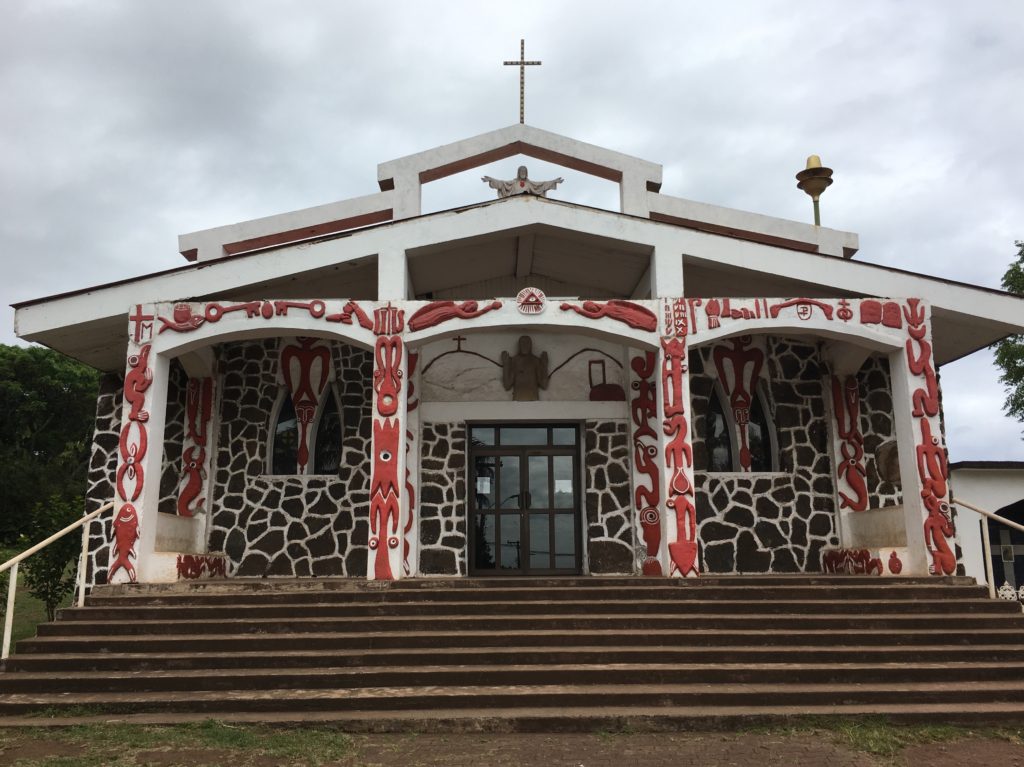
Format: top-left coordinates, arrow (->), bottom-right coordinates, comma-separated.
2,575 -> 1024,728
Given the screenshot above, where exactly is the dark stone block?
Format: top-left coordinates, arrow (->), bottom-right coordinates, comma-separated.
307,529 -> 337,558
702,520 -> 738,544
236,552 -> 269,577
420,548 -> 457,575
772,548 -> 799,573
809,512 -> 833,537
266,554 -> 294,576
420,519 -> 442,545
755,495 -> 780,519
606,513 -> 627,539
608,461 -> 629,486
791,518 -> 808,547
710,485 -> 730,511
345,547 -> 367,576
812,477 -> 834,495
286,542 -> 305,559
314,556 -> 345,576
773,485 -> 796,504
449,452 -> 465,470
293,557 -> 312,577
440,535 -> 464,549
246,520 -> 269,542
702,541 -> 734,573
588,540 -> 633,574
420,484 -> 443,505
724,506 -> 755,529
732,489 -> 753,508
796,495 -> 812,518
775,405 -> 800,429
254,529 -> 285,557
225,529 -> 246,560
755,520 -> 786,548
734,531 -> 771,572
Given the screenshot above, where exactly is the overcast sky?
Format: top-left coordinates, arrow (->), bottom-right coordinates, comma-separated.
1,1 -> 1022,460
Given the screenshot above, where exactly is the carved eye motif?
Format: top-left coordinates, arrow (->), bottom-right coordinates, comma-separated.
368,538 -> 379,550
388,536 -> 399,549
379,450 -> 393,462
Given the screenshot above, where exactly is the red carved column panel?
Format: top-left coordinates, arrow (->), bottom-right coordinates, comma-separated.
176,376 -> 216,517
890,299 -> 958,575
711,336 -> 765,472
280,338 -> 332,474
368,304 -> 408,581
659,299 -> 698,577
628,349 -> 663,575
110,304 -> 171,584
829,375 -> 868,512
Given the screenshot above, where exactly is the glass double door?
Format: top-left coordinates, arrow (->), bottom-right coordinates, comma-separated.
469,424 -> 581,575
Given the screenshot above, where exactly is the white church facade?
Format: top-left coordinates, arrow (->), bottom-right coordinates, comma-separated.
13,124 -> 1024,586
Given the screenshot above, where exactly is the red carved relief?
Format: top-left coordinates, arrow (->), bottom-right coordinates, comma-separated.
888,550 -> 903,575
281,338 -> 331,473
116,421 -> 148,503
177,377 -> 214,517
108,503 -> 140,583
904,299 -> 956,575
373,336 -> 404,418
177,446 -> 206,518
711,337 -> 764,472
327,300 -> 374,330
860,300 -> 903,329
408,300 -> 502,331
370,418 -> 401,580
822,548 -> 883,575
130,304 -> 155,343
559,300 -> 658,332
662,337 -> 697,576
124,346 -> 153,423
158,303 -> 206,334
176,554 -> 227,580
831,375 -> 868,512
631,351 -> 662,575
769,297 -> 834,321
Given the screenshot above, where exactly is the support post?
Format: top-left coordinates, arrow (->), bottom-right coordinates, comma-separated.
888,299 -> 958,576
657,298 -> 697,577
650,239 -> 684,298
367,304 -> 409,580
2,562 -> 18,660
377,248 -> 409,301
109,310 -> 170,584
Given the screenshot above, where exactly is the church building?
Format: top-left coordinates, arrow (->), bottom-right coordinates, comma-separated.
13,122 -> 1024,587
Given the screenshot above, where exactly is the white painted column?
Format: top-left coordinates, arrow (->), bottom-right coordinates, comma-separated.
390,172 -> 421,220
404,350 -> 422,577
109,328 -> 170,584
650,238 -> 684,298
620,172 -> 650,217
627,346 -> 664,575
889,299 -> 959,576
367,305 -> 409,580
377,248 -> 409,300
657,298 -> 698,577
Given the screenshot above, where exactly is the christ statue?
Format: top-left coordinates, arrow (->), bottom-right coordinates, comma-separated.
482,166 -> 564,198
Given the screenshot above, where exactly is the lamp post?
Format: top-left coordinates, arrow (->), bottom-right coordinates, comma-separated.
796,155 -> 834,227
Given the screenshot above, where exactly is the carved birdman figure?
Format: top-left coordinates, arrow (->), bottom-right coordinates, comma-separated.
501,335 -> 549,401
482,165 -> 564,198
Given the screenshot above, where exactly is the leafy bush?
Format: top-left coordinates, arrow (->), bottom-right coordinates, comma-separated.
22,495 -> 83,621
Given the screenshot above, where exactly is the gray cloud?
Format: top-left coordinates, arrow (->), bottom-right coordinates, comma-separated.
1,0 -> 1022,459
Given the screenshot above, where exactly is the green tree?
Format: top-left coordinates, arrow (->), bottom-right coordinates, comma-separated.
0,345 -> 99,544
993,241 -> 1024,431
21,495 -> 83,621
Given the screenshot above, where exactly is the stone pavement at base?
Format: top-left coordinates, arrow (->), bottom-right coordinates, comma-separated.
7,732 -> 1024,767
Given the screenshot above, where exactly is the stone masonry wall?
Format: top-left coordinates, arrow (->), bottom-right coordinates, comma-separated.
585,420 -> 634,574
858,355 -> 903,510
84,372 -> 123,587
208,339 -> 372,577
691,337 -> 839,573
418,422 -> 467,575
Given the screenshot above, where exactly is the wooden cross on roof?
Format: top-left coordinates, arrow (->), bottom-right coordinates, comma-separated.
503,39 -> 541,124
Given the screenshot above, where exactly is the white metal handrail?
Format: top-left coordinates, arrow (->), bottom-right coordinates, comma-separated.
0,501 -> 114,660
953,498 -> 1024,600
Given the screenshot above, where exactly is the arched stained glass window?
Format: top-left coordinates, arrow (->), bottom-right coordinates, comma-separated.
271,396 -> 298,475
707,389 -> 734,472
747,387 -> 774,472
313,392 -> 342,474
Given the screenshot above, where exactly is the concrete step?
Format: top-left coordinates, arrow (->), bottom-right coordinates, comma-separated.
3,661 -> 1023,695
1,680 -> 1023,716
34,611 -> 1024,637
9,643 -> 1024,673
83,583 -> 993,606
57,597 -> 1020,622
18,626 -> 1024,656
